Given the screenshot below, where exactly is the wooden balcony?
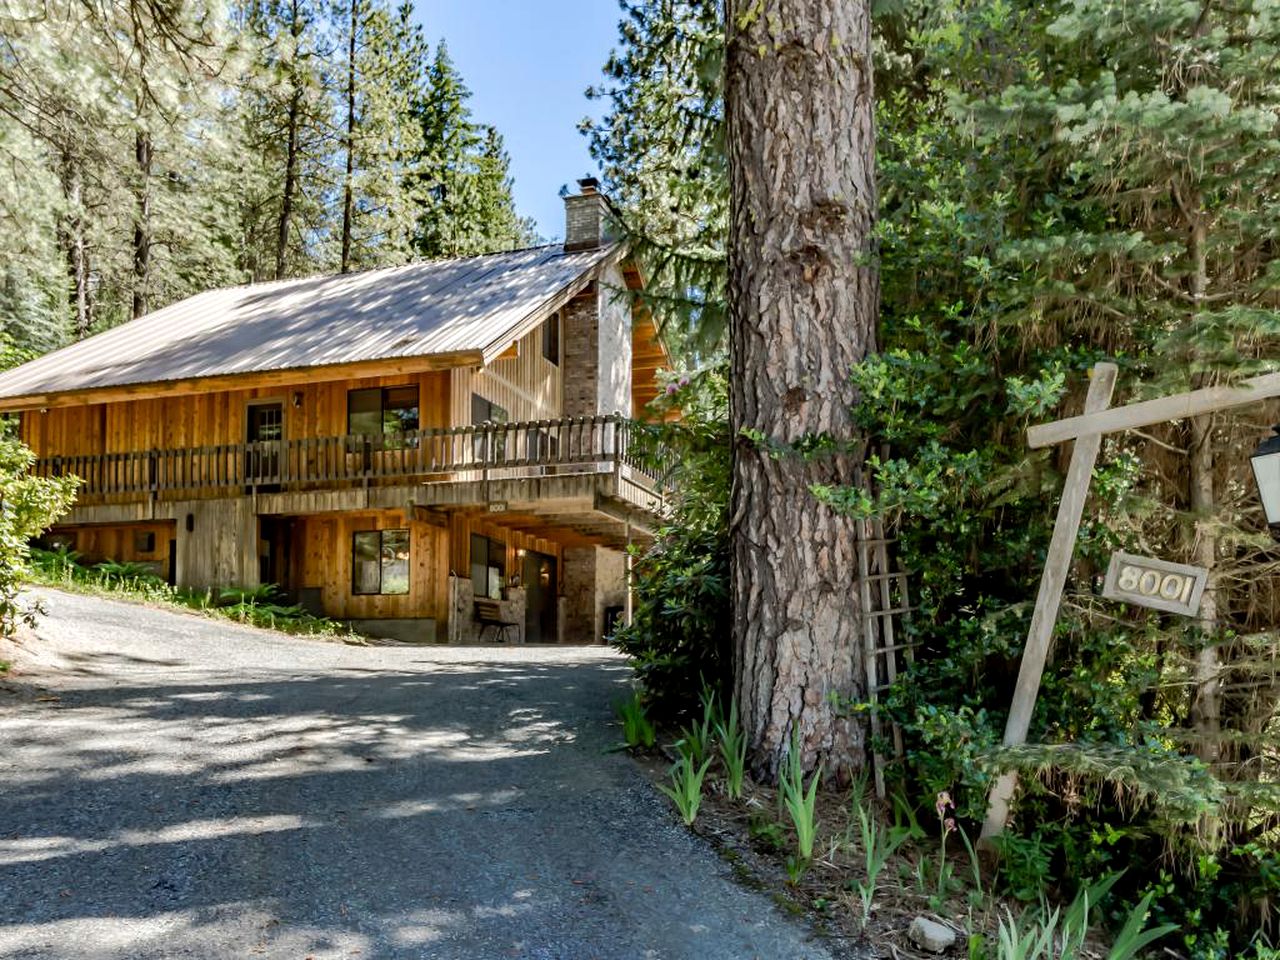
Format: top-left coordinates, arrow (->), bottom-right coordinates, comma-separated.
33,416 -> 673,538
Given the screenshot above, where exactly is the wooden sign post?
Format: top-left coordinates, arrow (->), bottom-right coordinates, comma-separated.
979,362 -> 1116,840
980,362 -> 1280,840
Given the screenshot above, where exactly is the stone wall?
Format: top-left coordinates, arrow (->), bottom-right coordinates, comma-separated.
448,575 -> 526,644
562,291 -> 599,419
562,545 -> 629,644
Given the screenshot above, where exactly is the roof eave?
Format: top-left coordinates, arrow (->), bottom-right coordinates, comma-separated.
0,349 -> 486,414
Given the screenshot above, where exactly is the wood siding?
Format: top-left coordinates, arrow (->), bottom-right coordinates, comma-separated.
49,521 -> 175,573
450,319 -> 563,426
447,513 -> 564,595
290,509 -> 450,622
20,371 -> 453,457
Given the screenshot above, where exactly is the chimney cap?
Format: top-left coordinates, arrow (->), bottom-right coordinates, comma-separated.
578,176 -> 600,194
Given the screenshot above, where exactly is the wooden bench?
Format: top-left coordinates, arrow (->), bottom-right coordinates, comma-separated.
474,598 -> 520,643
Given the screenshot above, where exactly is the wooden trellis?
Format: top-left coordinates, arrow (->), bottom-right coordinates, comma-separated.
854,507 -> 917,799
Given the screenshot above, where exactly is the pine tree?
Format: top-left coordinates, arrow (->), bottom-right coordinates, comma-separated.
585,0 -> 727,356
726,0 -> 878,780
335,0 -> 427,273
236,0 -> 337,280
411,42 -> 534,258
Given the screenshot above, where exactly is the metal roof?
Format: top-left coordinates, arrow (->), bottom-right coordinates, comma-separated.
0,243 -> 617,405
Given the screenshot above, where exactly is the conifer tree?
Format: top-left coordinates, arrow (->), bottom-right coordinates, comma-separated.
411,42 -> 534,258
334,0 -> 427,273
585,0 -> 727,355
236,0 -> 337,280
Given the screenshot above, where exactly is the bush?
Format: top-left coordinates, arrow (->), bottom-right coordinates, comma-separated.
0,436 -> 77,637
612,366 -> 731,721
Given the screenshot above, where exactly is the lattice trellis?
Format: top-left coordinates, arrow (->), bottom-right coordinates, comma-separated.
854,513 -> 917,799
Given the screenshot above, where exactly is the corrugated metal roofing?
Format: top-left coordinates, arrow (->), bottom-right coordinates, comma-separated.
0,243 -> 616,404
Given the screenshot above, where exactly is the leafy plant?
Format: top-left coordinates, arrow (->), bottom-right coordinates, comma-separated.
94,559 -> 165,587
778,736 -> 821,881
716,696 -> 748,800
748,813 -> 787,852
614,688 -> 656,750
0,437 -> 77,637
658,751 -> 712,826
611,372 -> 731,721
849,791 -> 905,929
676,686 -> 718,767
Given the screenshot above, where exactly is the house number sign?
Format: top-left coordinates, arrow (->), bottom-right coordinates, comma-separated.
1101,551 -> 1208,617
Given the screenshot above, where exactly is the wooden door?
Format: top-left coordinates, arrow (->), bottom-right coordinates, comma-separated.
245,402 -> 283,490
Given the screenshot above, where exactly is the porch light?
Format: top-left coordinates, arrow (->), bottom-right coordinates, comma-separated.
1249,425 -> 1280,527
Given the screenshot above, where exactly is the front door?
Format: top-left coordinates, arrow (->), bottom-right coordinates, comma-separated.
523,551 -> 557,644
245,402 -> 283,491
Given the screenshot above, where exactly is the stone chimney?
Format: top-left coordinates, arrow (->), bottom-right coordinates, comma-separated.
563,177 -> 614,252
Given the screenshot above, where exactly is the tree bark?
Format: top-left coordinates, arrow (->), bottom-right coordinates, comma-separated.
726,0 -> 878,780
1185,199 -> 1221,765
275,0 -> 304,281
58,155 -> 89,339
132,130 -> 152,319
340,0 -> 357,274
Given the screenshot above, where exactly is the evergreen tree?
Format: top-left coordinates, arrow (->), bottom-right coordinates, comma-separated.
236,0 -> 338,280
335,0 -> 427,273
585,0 -> 727,356
411,42 -> 534,258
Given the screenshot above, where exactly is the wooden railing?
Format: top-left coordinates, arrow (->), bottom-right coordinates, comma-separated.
33,415 -> 674,503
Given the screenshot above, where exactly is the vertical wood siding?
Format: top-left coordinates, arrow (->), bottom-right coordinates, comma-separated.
449,319 -> 563,426
292,509 -> 450,621
20,370 -> 453,456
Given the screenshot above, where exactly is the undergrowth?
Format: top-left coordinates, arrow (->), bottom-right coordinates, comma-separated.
27,546 -> 358,641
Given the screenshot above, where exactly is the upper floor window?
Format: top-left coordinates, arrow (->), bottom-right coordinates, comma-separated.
348,385 -> 419,437
352,528 -> 410,596
541,311 -> 560,366
471,393 -> 509,461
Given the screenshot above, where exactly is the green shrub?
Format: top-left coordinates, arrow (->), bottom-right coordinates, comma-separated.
611,368 -> 731,722
0,437 -> 77,637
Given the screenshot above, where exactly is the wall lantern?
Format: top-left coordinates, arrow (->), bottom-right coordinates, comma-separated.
1249,425 -> 1280,527
292,391 -> 303,408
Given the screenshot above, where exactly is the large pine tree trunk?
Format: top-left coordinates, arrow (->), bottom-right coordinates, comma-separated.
726,0 -> 878,780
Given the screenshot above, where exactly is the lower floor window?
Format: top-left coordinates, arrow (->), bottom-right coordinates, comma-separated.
352,528 -> 410,595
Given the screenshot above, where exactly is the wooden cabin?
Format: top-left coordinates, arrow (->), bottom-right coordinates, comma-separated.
0,181 -> 671,644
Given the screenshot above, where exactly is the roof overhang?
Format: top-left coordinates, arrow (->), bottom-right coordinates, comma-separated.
0,349 -> 484,414
478,242 -> 629,365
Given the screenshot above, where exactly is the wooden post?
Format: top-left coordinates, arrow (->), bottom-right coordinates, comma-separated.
980,362 -> 1118,841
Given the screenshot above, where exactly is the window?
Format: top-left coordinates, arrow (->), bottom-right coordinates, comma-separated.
541,311 -> 560,366
134,531 -> 156,554
348,386 -> 420,437
352,528 -> 410,596
470,393 -> 509,461
469,533 -> 506,600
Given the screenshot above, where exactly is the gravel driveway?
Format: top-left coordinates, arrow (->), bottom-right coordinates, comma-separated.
0,588 -> 836,960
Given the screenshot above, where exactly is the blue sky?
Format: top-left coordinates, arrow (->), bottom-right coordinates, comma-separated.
412,1 -> 622,241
